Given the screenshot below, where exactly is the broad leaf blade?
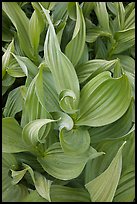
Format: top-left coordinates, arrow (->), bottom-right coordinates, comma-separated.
76,72 -> 131,126
2,117 -> 28,153
85,142 -> 126,202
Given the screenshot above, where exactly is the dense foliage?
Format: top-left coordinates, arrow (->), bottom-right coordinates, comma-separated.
2,2 -> 135,202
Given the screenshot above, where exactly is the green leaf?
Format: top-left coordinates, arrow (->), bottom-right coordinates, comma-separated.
2,153 -> 28,202
21,76 -> 50,127
3,86 -> 24,117
41,5 -> 80,107
29,8 -> 45,53
94,2 -> 110,32
51,185 -> 91,202
60,127 -> 90,155
89,99 -> 133,143
2,39 -> 14,78
38,143 -> 88,180
32,171 -> 52,202
21,190 -> 47,202
22,119 -> 57,147
38,142 -> 103,180
65,2 -> 86,66
113,28 -> 135,54
76,71 -> 131,127
113,166 -> 135,202
59,89 -> 79,114
2,10 -> 14,42
51,111 -> 74,131
2,2 -> 35,61
82,2 -> 95,18
86,27 -> 111,43
76,59 -> 117,84
11,167 -> 30,185
2,117 -> 28,153
23,163 -> 52,202
35,65 -> 60,112
6,58 -> 26,77
85,142 -> 126,202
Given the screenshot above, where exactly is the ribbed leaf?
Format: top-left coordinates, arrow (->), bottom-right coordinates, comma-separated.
85,142 -> 126,202
2,117 -> 28,153
59,89 -> 78,114
76,59 -> 117,84
82,2 -> 95,18
60,127 -> 90,155
21,190 -> 47,202
113,167 -> 135,202
65,2 -> 86,66
38,142 -> 103,180
86,27 -> 111,43
35,65 -> 60,112
51,185 -> 91,202
3,86 -> 24,117
89,99 -> 133,143
2,39 -> 14,78
21,76 -> 50,127
41,5 -> 80,108
6,58 -> 26,77
94,2 -> 110,32
113,28 -> 135,54
2,2 -> 35,61
29,9 -> 45,54
2,153 -> 28,202
22,119 -> 57,148
51,111 -> 74,131
76,71 -> 131,127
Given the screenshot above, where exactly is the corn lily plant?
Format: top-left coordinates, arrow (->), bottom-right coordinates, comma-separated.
2,2 -> 135,202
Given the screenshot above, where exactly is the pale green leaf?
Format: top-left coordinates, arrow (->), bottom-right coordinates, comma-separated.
29,9 -> 45,53
76,59 -> 117,84
38,142 -> 88,180
3,86 -> 24,117
65,2 -> 86,66
2,39 -> 14,78
86,27 -> 111,43
21,190 -> 48,202
51,185 -> 91,202
113,28 -> 135,54
35,65 -> 60,112
76,71 -> 131,127
85,142 -> 126,202
2,153 -> 28,202
89,99 -> 133,143
41,5 -> 80,107
6,58 -> 26,77
113,167 -> 135,202
60,127 -> 90,155
51,111 -> 74,131
2,2 -> 35,61
21,76 -> 50,127
59,89 -> 79,114
2,117 -> 28,153
23,163 -> 52,202
38,142 -> 103,180
22,119 -> 57,148
94,2 -> 110,32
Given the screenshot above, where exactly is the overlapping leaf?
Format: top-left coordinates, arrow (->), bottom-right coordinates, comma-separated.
41,5 -> 80,110
2,117 -> 28,153
85,142 -> 126,202
65,2 -> 86,66
76,71 -> 131,126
